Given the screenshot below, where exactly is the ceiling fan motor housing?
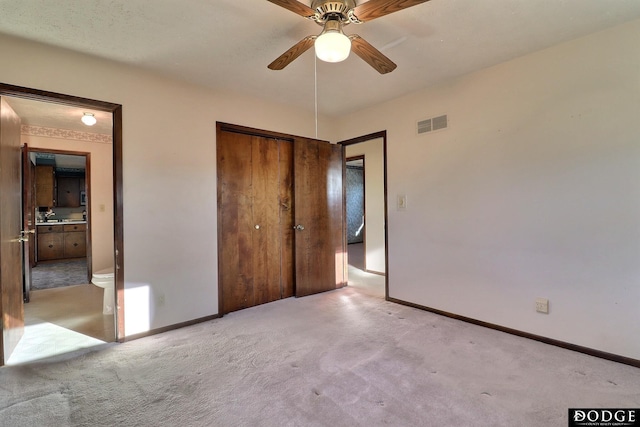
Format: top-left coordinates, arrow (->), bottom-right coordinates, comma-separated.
311,0 -> 356,24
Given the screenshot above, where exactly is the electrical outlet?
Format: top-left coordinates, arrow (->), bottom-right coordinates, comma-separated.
535,298 -> 549,314
157,293 -> 165,307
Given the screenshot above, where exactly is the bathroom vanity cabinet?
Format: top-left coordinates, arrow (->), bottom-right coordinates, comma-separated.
37,224 -> 64,260
37,223 -> 86,261
62,223 -> 86,258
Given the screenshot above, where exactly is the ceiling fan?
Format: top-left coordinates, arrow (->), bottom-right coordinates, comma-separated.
267,0 -> 430,74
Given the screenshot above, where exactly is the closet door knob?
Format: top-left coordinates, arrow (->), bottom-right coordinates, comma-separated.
294,224 -> 305,231
255,224 -> 260,230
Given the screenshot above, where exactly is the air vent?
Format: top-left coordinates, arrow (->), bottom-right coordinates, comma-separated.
417,114 -> 448,135
417,118 -> 432,134
432,115 -> 448,131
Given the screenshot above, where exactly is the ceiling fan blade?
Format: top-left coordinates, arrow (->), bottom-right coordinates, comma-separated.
351,0 -> 431,22
268,36 -> 316,70
266,0 -> 317,19
349,35 -> 397,74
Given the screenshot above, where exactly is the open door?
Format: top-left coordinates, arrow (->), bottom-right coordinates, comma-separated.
294,138 -> 346,297
22,143 -> 34,303
0,97 -> 25,365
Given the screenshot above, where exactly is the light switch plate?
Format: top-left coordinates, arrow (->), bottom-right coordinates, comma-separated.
397,194 -> 407,211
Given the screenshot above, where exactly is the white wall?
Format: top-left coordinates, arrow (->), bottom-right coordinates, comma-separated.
334,20 -> 640,360
0,34 -> 333,336
22,134 -> 114,273
346,138 -> 386,274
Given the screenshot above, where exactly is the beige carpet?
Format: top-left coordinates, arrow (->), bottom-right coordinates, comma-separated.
1,279 -> 638,426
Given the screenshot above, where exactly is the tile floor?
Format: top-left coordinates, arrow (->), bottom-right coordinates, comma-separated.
7,284 -> 115,365
31,259 -> 88,290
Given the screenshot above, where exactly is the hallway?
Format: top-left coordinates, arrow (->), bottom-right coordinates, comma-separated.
347,243 -> 385,298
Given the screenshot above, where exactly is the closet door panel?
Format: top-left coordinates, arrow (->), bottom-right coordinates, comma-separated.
294,139 -> 346,297
218,132 -> 254,313
279,140 -> 294,299
252,137 -> 282,305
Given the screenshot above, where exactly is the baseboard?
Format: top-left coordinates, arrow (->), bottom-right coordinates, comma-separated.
387,297 -> 640,369
121,314 -> 220,342
365,269 -> 385,276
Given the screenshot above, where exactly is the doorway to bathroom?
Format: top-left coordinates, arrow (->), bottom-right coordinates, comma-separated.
28,150 -> 90,295
0,84 -> 123,366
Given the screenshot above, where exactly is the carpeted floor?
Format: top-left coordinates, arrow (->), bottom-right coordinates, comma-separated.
1,279 -> 638,426
31,259 -> 88,290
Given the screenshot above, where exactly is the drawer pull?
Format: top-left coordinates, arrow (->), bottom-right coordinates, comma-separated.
48,245 -> 53,248
73,243 -> 78,247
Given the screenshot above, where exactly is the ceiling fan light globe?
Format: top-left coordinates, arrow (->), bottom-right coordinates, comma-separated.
315,32 -> 351,63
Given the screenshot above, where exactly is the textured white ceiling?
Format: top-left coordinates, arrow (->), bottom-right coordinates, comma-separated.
1,0 -> 640,125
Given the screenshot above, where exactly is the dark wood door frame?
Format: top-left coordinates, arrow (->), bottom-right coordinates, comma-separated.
0,82 -> 125,342
338,131 -> 389,300
22,143 -> 33,304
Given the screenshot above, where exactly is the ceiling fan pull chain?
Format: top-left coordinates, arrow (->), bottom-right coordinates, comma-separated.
314,54 -> 318,139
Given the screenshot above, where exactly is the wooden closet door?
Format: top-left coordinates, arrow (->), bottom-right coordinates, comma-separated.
218,132 -> 255,313
218,131 -> 294,314
278,140 -> 295,299
252,136 -> 283,306
217,124 -> 344,313
294,139 -> 346,297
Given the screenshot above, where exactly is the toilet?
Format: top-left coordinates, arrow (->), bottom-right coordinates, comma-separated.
91,267 -> 115,315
